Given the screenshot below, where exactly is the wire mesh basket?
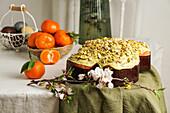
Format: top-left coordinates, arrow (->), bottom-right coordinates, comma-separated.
0,4 -> 38,51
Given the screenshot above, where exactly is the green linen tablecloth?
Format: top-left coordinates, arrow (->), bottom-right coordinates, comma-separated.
59,66 -> 167,113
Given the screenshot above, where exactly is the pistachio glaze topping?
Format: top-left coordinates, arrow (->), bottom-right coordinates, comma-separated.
128,40 -> 150,54
68,37 -> 150,70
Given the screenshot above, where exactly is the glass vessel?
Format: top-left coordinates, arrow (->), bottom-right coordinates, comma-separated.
79,0 -> 111,44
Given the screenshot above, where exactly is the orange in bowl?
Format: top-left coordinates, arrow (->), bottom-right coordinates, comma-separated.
28,32 -> 43,48
35,33 -> 55,49
41,20 -> 60,34
54,30 -> 73,47
40,49 -> 60,64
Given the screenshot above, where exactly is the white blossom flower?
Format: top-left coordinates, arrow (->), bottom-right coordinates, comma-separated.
78,74 -> 85,80
59,93 -> 65,100
96,82 -> 104,89
63,77 -> 67,80
88,67 -> 103,81
88,67 -> 114,89
108,82 -> 114,89
55,85 -> 65,92
104,68 -> 113,76
67,88 -> 73,95
100,68 -> 113,83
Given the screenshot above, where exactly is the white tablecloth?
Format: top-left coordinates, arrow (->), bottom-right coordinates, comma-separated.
0,39 -> 163,113
0,43 -> 81,113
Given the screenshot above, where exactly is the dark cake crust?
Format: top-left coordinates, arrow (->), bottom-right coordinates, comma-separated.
111,65 -> 139,86
66,60 -> 96,80
139,55 -> 151,71
67,60 -> 139,87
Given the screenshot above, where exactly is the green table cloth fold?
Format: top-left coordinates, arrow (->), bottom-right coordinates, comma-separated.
59,66 -> 167,113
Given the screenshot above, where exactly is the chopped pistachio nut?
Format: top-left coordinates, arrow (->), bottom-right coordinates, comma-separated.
98,53 -> 102,59
107,59 -> 112,63
80,55 -> 88,59
88,57 -> 92,61
127,58 -> 131,63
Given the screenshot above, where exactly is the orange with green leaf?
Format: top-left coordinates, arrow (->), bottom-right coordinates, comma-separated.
54,30 -> 79,47
20,52 -> 45,79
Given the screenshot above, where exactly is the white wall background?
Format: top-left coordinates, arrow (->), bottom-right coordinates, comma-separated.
0,0 -> 170,112
0,0 -> 53,29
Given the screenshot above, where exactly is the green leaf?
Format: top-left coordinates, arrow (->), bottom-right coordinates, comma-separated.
67,96 -> 72,100
53,93 -> 56,97
84,84 -> 90,93
84,85 -> 88,88
69,76 -> 75,80
59,77 -> 64,80
154,91 -> 157,95
20,61 -> 30,73
87,87 -> 90,93
54,43 -> 57,47
67,99 -> 70,108
158,88 -> 166,91
73,38 -> 78,44
70,68 -> 75,74
50,86 -> 53,92
27,60 -> 35,71
67,67 -> 72,74
67,99 -> 70,104
69,34 -> 74,38
52,81 -> 56,86
73,91 -> 76,95
125,78 -> 129,82
66,32 -> 80,44
157,94 -> 160,100
99,37 -> 104,39
29,51 -> 32,60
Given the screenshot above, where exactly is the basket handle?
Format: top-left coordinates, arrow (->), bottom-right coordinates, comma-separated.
9,6 -> 27,12
0,4 -> 38,32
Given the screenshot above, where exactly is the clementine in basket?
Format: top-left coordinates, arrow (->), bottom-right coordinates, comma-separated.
21,53 -> 45,79
35,33 -> 55,49
54,30 -> 73,47
41,20 -> 60,34
28,32 -> 42,48
40,49 -> 60,64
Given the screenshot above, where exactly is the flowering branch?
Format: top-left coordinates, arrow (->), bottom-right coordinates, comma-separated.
27,67 -> 165,102
27,79 -> 94,86
77,67 -> 165,100
121,79 -> 165,100
27,67 -> 77,105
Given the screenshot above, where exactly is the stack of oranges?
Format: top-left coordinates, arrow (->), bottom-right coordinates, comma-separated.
28,20 -> 73,49
21,20 -> 76,79
27,20 -> 73,65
